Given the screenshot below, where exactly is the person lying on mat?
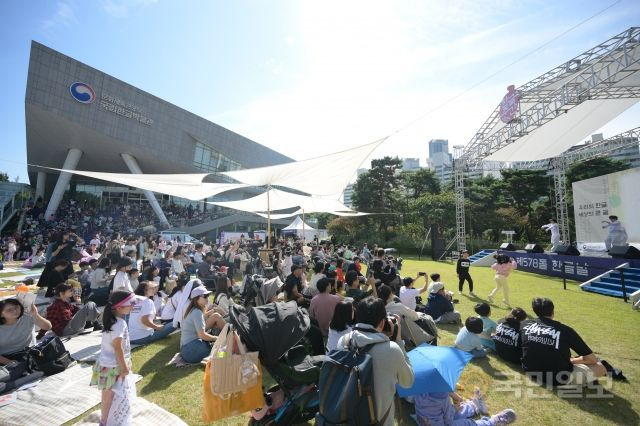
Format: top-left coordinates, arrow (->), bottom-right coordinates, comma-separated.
128,281 -> 175,345
44,282 -> 102,336
179,286 -> 226,364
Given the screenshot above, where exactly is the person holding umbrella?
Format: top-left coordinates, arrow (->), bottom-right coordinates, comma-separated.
396,345 -> 516,426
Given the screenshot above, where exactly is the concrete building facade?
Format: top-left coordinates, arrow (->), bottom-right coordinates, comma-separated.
25,41 -> 291,225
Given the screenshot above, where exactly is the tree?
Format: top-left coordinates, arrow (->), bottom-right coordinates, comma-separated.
0,172 -> 8,182
565,157 -> 631,186
401,168 -> 440,197
497,169 -> 552,241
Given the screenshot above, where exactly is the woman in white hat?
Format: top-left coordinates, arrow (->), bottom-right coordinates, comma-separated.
179,286 -> 226,364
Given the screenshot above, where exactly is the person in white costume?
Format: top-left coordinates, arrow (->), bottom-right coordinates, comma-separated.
541,219 -> 561,252
602,215 -> 628,250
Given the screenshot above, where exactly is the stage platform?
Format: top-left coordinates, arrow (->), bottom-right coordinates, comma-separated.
469,249 -> 640,299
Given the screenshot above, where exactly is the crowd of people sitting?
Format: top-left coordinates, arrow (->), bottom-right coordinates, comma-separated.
1,225 -> 616,425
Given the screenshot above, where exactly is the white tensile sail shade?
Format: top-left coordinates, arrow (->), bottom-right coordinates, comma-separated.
209,188 -> 353,213
49,168 -> 248,201
221,138 -> 386,196
254,209 -> 303,219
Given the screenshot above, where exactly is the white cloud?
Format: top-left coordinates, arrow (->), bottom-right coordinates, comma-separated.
42,1 -> 78,31
101,0 -> 158,18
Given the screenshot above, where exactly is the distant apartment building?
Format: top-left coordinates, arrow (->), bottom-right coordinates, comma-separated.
402,158 -> 421,172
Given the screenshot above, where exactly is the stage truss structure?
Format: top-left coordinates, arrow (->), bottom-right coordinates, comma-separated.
455,27 -> 640,251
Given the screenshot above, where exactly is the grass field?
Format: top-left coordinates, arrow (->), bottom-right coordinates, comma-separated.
69,258 -> 639,426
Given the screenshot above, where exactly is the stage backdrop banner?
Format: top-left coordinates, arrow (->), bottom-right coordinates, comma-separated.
502,251 -> 639,282
572,167 -> 640,252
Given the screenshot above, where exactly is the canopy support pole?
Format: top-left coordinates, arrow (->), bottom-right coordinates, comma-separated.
267,185 -> 271,249
302,209 -> 305,242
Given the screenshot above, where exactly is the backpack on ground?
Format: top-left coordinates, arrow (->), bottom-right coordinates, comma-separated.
27,333 -> 73,376
316,329 -> 391,425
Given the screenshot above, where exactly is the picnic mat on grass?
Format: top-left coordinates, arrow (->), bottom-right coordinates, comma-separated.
75,396 -> 188,425
0,363 -> 100,426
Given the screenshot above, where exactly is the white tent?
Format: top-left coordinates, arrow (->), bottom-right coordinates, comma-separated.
221,138 -> 386,196
282,216 -> 317,241
47,168 -> 248,201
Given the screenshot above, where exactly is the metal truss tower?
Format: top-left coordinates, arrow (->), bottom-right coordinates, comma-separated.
453,145 -> 466,252
454,27 -> 640,251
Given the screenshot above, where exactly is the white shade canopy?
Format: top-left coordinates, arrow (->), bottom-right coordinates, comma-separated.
254,209 -> 303,219
209,188 -> 353,213
221,138 -> 386,196
48,168 -> 249,201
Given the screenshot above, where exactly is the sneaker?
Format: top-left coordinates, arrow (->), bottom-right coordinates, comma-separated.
490,409 -> 516,425
469,291 -> 476,297
487,294 -> 494,303
472,387 -> 489,415
503,300 -> 510,307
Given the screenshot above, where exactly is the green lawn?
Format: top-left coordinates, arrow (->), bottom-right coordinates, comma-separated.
72,259 -> 639,425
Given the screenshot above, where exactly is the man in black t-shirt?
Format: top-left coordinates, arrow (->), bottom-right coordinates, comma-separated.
284,264 -> 306,306
521,298 -> 606,385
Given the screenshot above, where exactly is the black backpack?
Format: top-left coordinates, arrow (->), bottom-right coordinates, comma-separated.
27,334 -> 73,376
316,329 -> 392,425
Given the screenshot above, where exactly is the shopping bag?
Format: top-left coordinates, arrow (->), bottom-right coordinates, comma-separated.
209,324 -> 260,396
202,359 -> 265,422
107,374 -> 137,426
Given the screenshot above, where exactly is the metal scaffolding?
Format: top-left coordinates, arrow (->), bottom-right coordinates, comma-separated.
455,27 -> 640,251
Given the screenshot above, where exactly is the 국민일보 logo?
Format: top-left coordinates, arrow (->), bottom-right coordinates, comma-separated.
69,82 -> 96,104
499,85 -> 519,124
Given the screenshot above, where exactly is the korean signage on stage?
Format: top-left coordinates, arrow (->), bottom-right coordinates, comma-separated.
572,168 -> 640,252
501,251 -> 638,282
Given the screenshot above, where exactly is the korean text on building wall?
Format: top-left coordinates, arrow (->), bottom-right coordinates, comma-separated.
100,92 -> 153,126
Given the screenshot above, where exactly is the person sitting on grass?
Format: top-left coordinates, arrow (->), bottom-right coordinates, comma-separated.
45,283 -> 101,336
212,274 -> 234,317
128,281 -> 175,346
309,277 -> 342,337
454,317 -> 487,358
521,297 -> 607,386
424,280 -> 460,324
399,274 -> 429,312
474,302 -> 497,351
345,270 -> 377,303
380,284 -> 437,347
493,307 -> 528,364
414,387 -> 516,426
284,264 -> 308,307
326,299 -> 355,352
179,286 -> 226,364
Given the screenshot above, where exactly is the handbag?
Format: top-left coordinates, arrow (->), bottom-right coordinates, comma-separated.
202,359 -> 265,422
209,324 -> 260,397
27,333 -> 73,375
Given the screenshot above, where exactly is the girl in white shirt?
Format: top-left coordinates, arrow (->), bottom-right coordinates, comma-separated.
90,291 -> 137,425
112,259 -> 133,292
129,282 -> 175,345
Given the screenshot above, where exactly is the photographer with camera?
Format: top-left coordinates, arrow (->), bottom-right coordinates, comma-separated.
345,270 -> 378,303
399,273 -> 428,312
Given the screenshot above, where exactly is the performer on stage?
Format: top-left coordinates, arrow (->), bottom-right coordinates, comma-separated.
541,219 -> 560,252
602,215 -> 628,250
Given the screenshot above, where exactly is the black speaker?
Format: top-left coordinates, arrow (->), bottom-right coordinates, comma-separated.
609,245 -> 640,259
555,245 -> 580,256
525,243 -> 544,253
499,243 -> 515,251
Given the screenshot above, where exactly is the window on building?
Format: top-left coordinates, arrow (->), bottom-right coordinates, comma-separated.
192,141 -> 242,178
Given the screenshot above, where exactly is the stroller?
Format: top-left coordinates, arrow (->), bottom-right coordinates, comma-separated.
229,302 -> 326,425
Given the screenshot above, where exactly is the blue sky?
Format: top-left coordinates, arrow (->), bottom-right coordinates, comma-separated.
1,0 -> 639,182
